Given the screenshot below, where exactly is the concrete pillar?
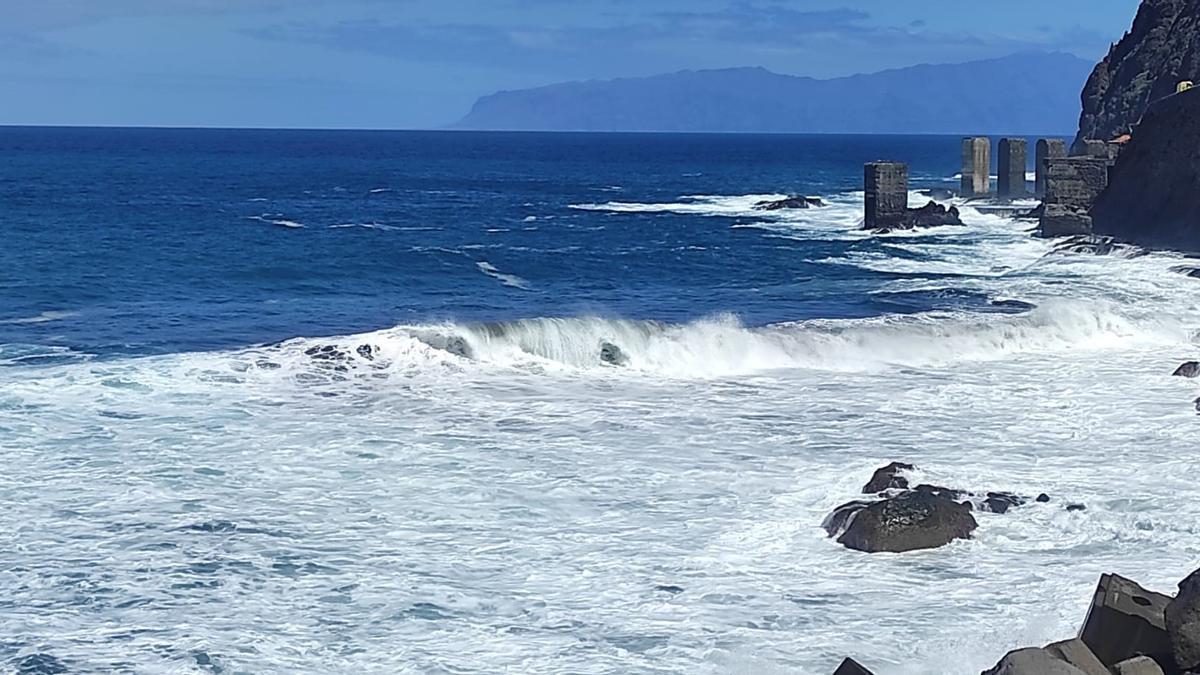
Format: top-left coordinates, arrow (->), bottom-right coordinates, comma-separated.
1071,138 -> 1110,159
864,162 -> 908,230
1035,138 -> 1067,196
997,138 -> 1027,198
961,137 -> 990,196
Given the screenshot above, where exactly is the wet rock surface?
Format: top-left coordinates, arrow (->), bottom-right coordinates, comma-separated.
754,196 -> 826,210
836,490 -> 977,553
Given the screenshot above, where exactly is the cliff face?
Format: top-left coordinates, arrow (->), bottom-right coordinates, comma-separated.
1091,89 -> 1200,249
1077,0 -> 1200,143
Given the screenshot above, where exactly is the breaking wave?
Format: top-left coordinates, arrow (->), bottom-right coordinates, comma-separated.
262,301 -> 1178,380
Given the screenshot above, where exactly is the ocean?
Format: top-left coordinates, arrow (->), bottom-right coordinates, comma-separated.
1,128 -> 1198,674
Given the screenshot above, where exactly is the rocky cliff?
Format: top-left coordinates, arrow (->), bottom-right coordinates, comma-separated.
1077,0 -> 1200,143
1091,88 -> 1200,249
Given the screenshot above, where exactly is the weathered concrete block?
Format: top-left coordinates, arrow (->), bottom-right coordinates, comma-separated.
1043,157 -> 1109,210
982,648 -> 1088,675
832,657 -> 874,675
864,162 -> 908,230
1071,138 -> 1111,159
1036,138 -> 1067,196
962,136 -> 991,196
1039,204 -> 1093,237
1112,656 -> 1165,675
998,138 -> 1028,198
1043,639 -> 1109,675
1079,574 -> 1173,667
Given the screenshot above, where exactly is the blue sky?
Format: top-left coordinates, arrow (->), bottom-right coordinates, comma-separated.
0,0 -> 1141,129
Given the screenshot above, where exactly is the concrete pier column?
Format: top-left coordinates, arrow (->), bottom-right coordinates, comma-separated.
961,137 -> 990,197
864,162 -> 908,230
997,138 -> 1028,198
1035,138 -> 1067,197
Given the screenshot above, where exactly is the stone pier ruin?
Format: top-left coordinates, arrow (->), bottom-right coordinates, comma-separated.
1038,157 -> 1110,237
864,162 -> 908,230
1035,138 -> 1067,197
997,138 -> 1027,198
961,137 -> 990,196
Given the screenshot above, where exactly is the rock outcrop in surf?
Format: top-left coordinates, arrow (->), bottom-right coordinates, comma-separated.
823,464 -> 1062,554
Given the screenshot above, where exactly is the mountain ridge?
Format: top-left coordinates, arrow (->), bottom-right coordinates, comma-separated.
452,52 -> 1095,135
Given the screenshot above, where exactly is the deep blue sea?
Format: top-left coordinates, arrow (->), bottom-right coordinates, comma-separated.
3,128 -> 1200,675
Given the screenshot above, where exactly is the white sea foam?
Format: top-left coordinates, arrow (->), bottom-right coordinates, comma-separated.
476,261 -> 532,290
6,191 -> 1200,674
0,310 -> 77,325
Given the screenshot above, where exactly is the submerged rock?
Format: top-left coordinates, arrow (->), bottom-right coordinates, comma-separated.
1170,265 -> 1200,279
983,492 -> 1028,515
600,341 -> 629,367
836,491 -> 977,553
1174,362 -> 1200,378
754,196 -> 825,211
862,462 -> 913,493
1051,234 -> 1117,256
1167,568 -> 1200,671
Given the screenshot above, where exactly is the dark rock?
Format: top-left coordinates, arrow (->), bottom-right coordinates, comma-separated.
1067,504 -> 1088,512
837,490 -> 977,553
600,341 -> 629,366
1175,362 -> 1200,378
654,585 -> 685,594
862,462 -> 914,493
755,196 -> 825,210
15,654 -> 69,675
1077,0 -> 1200,144
1080,573 -> 1173,668
1193,397 -> 1200,413
833,657 -> 875,675
1037,493 -> 1051,503
981,647 -> 1089,675
356,344 -> 376,361
822,500 -> 873,537
1167,568 -> 1200,671
983,492 -> 1027,515
912,483 -> 967,501
905,201 -> 964,228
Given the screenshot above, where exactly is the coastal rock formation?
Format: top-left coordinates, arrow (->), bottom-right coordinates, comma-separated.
1167,569 -> 1200,671
862,461 -> 914,493
869,202 -> 964,233
1091,88 -> 1200,250
836,491 -> 977,553
827,464 -> 1060,553
754,196 -> 825,210
1077,0 -> 1200,144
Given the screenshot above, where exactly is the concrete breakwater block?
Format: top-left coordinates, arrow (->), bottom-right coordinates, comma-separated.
1112,656 -> 1166,675
1044,638 -> 1109,675
1079,574 -> 1172,668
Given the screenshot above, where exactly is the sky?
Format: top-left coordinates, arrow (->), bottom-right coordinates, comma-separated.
0,0 -> 1142,129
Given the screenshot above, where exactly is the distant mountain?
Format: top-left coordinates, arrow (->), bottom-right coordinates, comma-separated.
452,52 -> 1094,135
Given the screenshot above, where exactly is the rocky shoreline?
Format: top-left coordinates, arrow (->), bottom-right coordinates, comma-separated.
827,464 -> 1200,674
